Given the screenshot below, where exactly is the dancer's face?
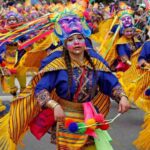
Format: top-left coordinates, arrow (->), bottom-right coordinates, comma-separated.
123,27 -> 134,39
66,34 -> 86,55
7,16 -> 17,25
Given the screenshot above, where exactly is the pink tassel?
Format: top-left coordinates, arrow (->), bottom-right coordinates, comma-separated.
83,102 -> 97,137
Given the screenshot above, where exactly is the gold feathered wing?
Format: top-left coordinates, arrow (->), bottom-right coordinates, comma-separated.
0,76 -> 41,150
0,113 -> 16,149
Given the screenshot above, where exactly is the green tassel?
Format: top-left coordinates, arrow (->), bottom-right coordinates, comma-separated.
94,129 -> 114,150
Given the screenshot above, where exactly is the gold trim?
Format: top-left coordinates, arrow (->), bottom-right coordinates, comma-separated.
39,55 -> 110,74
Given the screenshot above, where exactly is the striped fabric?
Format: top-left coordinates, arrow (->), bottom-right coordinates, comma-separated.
92,93 -> 110,117
40,56 -> 111,74
9,89 -> 41,143
57,99 -> 87,150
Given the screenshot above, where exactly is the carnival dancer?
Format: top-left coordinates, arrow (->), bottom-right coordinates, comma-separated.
116,36 -> 149,105
131,39 -> 150,150
0,11 -> 28,96
0,12 -> 130,150
103,9 -> 142,72
34,14 -> 130,150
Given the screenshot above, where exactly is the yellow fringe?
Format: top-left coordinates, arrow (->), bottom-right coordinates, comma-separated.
133,113 -> 150,150
0,113 -> 17,150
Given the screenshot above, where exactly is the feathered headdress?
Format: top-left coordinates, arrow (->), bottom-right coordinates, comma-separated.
117,9 -> 134,19
5,11 -> 18,20
117,9 -> 134,30
54,14 -> 91,42
48,3 -> 91,42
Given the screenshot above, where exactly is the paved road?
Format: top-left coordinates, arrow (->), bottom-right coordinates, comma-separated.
0,77 -> 144,150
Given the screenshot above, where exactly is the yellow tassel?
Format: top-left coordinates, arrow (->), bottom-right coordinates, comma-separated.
133,113 -> 150,150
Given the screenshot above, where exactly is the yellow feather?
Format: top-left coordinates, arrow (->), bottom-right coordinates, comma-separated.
0,113 -> 17,150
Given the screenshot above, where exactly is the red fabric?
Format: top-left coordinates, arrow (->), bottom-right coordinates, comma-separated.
0,61 -> 6,67
30,108 -> 55,140
116,61 -> 130,72
9,68 -> 17,74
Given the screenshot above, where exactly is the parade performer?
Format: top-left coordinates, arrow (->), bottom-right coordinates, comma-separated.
131,39 -> 150,150
0,12 -> 130,150
102,9 -> 142,72
0,11 -> 28,96
116,38 -> 149,106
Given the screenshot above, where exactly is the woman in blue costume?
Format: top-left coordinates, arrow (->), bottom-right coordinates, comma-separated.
109,10 -> 142,72
0,14 -> 130,150
34,14 -> 130,149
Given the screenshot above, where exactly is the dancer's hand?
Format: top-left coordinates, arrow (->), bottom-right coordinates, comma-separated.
118,96 -> 130,113
138,59 -> 149,69
54,105 -> 65,122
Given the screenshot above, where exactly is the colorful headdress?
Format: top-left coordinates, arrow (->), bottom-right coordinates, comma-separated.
29,10 -> 39,20
118,9 -> 134,29
17,14 -> 25,22
117,9 -> 134,19
54,14 -> 91,42
5,11 -> 18,20
50,4 -> 91,42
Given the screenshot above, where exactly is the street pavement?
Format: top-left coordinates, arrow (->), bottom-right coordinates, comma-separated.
0,77 -> 144,150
